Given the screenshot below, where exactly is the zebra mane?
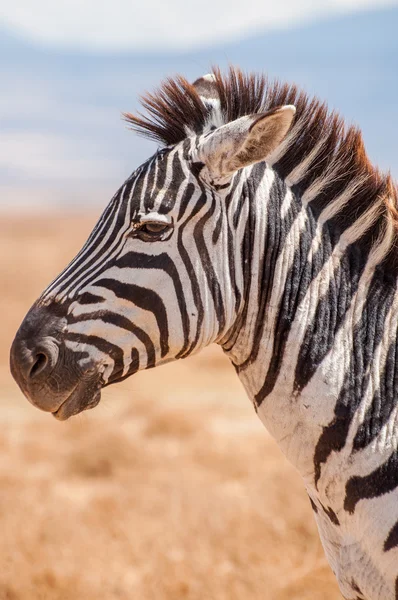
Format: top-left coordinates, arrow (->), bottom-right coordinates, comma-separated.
124,66 -> 397,243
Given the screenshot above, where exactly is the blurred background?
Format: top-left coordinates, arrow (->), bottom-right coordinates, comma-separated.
0,1 -> 397,598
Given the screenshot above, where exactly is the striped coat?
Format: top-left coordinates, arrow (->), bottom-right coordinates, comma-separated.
10,68 -> 398,599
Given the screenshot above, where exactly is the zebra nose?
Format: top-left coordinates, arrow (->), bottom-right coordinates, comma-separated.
11,339 -> 58,383
10,304 -> 66,390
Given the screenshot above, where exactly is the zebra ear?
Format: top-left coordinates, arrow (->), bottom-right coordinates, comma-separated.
198,105 -> 296,184
192,73 -> 219,101
192,73 -> 224,131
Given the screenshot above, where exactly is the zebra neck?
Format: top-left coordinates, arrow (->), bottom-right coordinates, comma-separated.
221,163 -> 398,475
221,164 -> 312,370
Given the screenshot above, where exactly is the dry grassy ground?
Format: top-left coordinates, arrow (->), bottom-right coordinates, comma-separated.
0,213 -> 341,600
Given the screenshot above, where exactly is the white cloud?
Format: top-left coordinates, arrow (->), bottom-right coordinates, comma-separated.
1,0 -> 396,51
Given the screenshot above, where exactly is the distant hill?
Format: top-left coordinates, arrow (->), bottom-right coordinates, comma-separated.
0,6 -> 397,208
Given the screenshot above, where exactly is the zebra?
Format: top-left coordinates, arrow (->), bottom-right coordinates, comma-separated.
10,67 -> 398,600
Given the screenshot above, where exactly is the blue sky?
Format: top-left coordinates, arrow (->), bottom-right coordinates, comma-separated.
0,1 -> 397,209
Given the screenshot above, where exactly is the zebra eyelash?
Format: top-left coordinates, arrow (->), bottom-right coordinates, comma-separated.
128,214 -> 174,241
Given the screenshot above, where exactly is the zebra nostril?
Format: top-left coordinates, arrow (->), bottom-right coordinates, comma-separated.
10,305 -> 65,393
29,352 -> 49,380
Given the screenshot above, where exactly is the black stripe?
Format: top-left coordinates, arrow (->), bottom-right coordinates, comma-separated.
213,182 -> 230,191
78,292 -> 105,305
175,195 -> 207,358
309,496 -> 318,513
321,503 -> 340,525
212,212 -> 222,245
232,185 -> 247,230
344,450 -> 398,514
146,152 -> 168,211
225,172 -> 246,319
384,521 -> 398,552
148,151 -> 170,211
158,152 -> 185,214
222,208 -> 251,353
177,182 -> 197,221
193,190 -> 225,333
141,156 -> 158,214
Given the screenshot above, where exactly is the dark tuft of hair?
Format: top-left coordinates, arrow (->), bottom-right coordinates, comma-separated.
123,75 -> 211,145
123,66 -> 397,245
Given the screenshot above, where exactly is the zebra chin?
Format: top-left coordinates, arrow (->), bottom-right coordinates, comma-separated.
9,303 -> 105,420
51,384 -> 102,421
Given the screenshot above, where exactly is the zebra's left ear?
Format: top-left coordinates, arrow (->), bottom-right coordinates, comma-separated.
198,106 -> 296,184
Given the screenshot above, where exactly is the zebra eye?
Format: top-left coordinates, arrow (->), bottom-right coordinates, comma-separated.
131,219 -> 172,241
141,222 -> 169,234
127,215 -> 173,242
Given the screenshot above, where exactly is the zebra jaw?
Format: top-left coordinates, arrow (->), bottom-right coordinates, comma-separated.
51,385 -> 102,421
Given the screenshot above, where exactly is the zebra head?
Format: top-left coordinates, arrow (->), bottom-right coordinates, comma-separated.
10,71 -> 295,420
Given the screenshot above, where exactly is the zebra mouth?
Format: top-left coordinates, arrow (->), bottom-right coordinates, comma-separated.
51,384 -> 102,421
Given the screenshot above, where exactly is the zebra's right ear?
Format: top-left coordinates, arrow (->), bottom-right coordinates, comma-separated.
192,74 -> 224,132
197,106 -> 296,186
192,73 -> 219,102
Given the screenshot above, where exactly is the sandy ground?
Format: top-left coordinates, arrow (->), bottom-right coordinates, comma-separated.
0,213 -> 341,599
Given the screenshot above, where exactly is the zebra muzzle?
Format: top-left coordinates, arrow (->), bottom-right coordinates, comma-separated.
10,303 -> 103,420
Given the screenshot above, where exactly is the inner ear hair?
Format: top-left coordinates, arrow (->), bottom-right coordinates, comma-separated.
228,106 -> 296,172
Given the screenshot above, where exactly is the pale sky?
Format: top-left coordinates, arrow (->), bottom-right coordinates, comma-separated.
1,0 -> 396,51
